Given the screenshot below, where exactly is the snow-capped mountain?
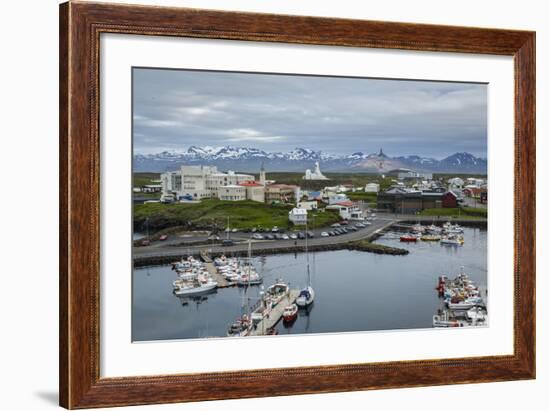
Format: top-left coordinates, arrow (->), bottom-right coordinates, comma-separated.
133,146 -> 487,174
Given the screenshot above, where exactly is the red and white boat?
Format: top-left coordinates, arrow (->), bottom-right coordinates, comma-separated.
282,303 -> 298,322
400,234 -> 418,242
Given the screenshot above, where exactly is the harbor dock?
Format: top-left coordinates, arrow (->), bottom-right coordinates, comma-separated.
200,251 -> 231,288
249,289 -> 300,336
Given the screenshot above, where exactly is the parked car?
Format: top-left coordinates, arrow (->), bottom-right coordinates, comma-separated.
297,232 -> 305,239
289,233 -> 298,240
252,233 -> 263,240
275,234 -> 283,240
281,234 -> 289,240
271,226 -> 279,233
349,226 -> 358,232
340,220 -> 349,225
321,232 -> 329,237
266,234 -> 275,240
232,228 -> 238,233
331,223 -> 341,228
329,231 -> 336,236
306,231 -> 315,238
159,234 -> 168,241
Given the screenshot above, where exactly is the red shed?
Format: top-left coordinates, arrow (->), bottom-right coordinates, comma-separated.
442,191 -> 458,208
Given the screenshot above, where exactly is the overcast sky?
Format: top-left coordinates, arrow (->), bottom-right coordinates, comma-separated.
133,68 -> 487,159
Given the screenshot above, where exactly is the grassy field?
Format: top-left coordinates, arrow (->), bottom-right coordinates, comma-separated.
419,207 -> 488,218
134,199 -> 340,232
133,172 -> 161,187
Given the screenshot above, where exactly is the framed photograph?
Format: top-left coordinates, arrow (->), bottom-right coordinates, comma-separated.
59,2 -> 535,409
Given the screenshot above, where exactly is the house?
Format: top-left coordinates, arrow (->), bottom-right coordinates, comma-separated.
297,200 -> 318,211
326,201 -> 364,221
218,185 -> 246,201
442,191 -> 458,208
238,181 -> 265,203
364,183 -> 380,193
328,193 -> 349,205
289,208 -> 308,225
448,177 -> 465,189
307,191 -> 322,201
265,184 -> 299,203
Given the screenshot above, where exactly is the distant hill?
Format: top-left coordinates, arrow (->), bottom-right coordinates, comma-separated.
133,146 -> 487,174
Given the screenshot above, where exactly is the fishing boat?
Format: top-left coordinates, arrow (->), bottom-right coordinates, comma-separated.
227,314 -> 252,337
433,314 -> 461,328
440,235 -> 464,245
400,234 -> 418,242
466,307 -> 488,324
283,304 -> 298,322
265,280 -> 290,306
443,222 -> 464,234
421,234 -> 441,241
411,223 -> 425,233
173,278 -> 217,296
447,300 -> 476,310
296,220 -> 315,308
426,224 -> 442,234
236,241 -> 263,286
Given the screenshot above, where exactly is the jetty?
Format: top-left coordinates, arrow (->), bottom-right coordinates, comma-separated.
200,250 -> 230,288
249,289 -> 300,336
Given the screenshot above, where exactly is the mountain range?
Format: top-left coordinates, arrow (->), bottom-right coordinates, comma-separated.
133,146 -> 487,174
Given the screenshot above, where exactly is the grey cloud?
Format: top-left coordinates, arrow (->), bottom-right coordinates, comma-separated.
133,68 -> 487,158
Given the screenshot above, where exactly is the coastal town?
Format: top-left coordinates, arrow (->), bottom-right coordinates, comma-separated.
133,155 -> 488,338
131,68 -> 488,341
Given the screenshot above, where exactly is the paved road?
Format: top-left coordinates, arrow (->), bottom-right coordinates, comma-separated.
133,214 -> 487,262
134,218 -> 395,260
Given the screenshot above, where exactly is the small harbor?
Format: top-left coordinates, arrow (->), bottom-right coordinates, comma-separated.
133,223 -> 487,341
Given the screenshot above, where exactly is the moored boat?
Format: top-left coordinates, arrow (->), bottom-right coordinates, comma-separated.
282,303 -> 298,322
400,234 -> 418,242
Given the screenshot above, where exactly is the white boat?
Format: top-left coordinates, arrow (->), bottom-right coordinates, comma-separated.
433,315 -> 460,328
227,314 -> 252,337
296,219 -> 315,308
265,281 -> 290,306
296,286 -> 315,307
440,235 -> 464,245
173,279 -> 217,296
447,300 -> 476,310
466,307 -> 487,324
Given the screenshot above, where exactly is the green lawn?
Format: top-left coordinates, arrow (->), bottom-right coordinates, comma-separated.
133,172 -> 161,187
134,199 -> 340,232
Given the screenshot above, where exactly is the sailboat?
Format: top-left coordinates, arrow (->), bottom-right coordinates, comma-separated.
236,241 -> 263,286
296,219 -> 315,307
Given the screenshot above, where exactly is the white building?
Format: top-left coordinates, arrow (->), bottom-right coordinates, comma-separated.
218,185 -> 247,201
303,161 -> 329,180
364,183 -> 380,193
238,182 -> 265,203
326,201 -> 364,221
289,208 -> 308,225
297,200 -> 318,211
161,165 -> 254,200
328,193 -> 349,205
448,177 -> 465,189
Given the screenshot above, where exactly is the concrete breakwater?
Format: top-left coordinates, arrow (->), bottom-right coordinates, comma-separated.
133,239 -> 408,267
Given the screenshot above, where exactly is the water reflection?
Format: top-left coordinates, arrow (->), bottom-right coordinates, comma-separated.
133,227 -> 487,341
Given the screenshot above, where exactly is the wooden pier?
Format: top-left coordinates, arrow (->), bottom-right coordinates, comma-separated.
249,289 -> 300,336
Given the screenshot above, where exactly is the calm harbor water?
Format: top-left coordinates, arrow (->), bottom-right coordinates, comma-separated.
132,227 -> 487,341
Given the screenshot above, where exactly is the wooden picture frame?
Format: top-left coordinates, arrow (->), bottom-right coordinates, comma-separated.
59,1 -> 535,408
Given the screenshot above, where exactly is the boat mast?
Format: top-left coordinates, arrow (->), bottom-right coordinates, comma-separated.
305,216 -> 310,287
